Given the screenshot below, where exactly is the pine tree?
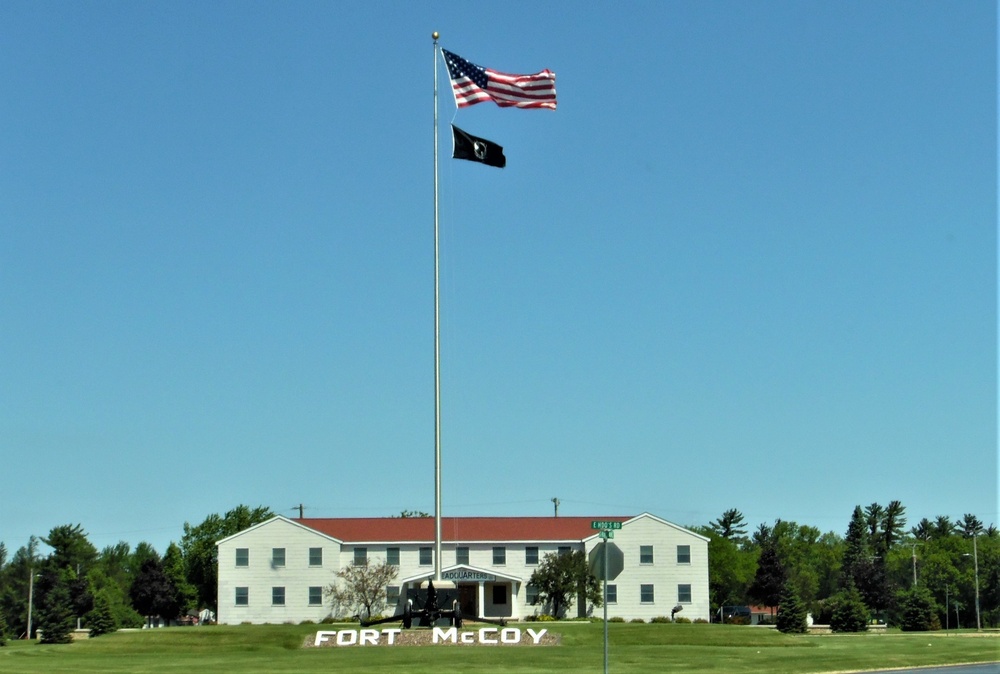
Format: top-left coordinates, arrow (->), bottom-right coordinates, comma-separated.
36,573 -> 75,644
776,581 -> 808,634
830,585 -> 869,633
896,586 -> 936,632
88,593 -> 117,637
0,606 -> 8,646
748,524 -> 786,614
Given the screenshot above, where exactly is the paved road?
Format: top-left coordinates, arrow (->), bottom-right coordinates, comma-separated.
866,665 -> 999,674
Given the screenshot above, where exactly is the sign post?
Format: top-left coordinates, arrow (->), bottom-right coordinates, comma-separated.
591,521 -> 622,674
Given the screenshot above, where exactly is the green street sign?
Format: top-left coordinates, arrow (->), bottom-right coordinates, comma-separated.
591,520 -> 623,530
599,530 -> 614,539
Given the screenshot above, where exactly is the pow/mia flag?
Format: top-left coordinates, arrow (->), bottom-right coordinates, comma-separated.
451,124 -> 506,168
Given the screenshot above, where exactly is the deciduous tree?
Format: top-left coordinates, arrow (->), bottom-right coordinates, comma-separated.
325,559 -> 398,620
528,551 -> 601,619
130,557 -> 181,627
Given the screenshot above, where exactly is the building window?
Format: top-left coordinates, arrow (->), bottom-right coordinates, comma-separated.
354,547 -> 367,566
456,546 -> 469,565
309,586 -> 323,606
606,584 -> 617,604
678,584 -> 692,603
492,585 -> 507,605
235,548 -> 249,567
525,546 -> 539,565
493,546 -> 506,565
387,586 -> 400,606
272,548 -> 285,567
419,547 -> 432,566
526,584 -> 539,605
235,587 -> 248,606
640,545 -> 654,564
309,547 -> 323,567
272,587 -> 285,606
557,546 -> 571,557
387,547 -> 400,566
677,545 -> 690,564
640,584 -> 655,604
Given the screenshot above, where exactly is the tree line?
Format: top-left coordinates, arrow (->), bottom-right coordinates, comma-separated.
0,505 -> 272,643
694,503 -> 998,631
0,502 -> 994,642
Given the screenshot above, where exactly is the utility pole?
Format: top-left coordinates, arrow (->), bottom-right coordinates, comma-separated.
910,542 -> 923,586
972,533 -> 981,631
294,504 -> 305,519
26,568 -> 35,640
551,497 -> 560,517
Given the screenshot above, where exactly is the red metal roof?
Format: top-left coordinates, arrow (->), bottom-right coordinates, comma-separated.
297,516 -> 632,543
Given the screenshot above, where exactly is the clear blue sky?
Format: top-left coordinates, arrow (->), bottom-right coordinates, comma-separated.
2,2 -> 996,556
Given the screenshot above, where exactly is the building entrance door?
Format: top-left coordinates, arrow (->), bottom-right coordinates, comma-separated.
458,584 -> 477,618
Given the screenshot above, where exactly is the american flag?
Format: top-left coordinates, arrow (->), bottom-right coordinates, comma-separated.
442,49 -> 557,110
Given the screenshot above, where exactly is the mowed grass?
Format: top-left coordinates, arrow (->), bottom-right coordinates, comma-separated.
0,622 -> 996,674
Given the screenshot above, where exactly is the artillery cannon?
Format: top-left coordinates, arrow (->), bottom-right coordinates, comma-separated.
358,580 -> 506,629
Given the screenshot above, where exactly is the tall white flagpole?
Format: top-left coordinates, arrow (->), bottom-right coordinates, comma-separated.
432,31 -> 442,583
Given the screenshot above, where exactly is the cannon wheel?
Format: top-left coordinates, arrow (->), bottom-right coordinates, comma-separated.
403,600 -> 413,629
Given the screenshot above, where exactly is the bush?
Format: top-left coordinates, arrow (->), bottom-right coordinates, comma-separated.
650,616 -> 672,623
630,618 -> 645,623
299,619 -> 315,625
319,616 -> 338,624
693,618 -> 709,624
674,616 -> 692,624
536,614 -> 556,622
608,616 -> 626,623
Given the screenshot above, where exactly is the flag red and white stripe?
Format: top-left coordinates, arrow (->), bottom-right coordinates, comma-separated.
442,49 -> 557,110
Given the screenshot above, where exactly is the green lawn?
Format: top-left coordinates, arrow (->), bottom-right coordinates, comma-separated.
0,623 -> 996,674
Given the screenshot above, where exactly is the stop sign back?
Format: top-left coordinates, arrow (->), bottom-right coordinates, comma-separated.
588,542 -> 624,580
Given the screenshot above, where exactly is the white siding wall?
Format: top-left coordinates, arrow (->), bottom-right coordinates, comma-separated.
217,519 -> 341,625
584,515 -> 710,622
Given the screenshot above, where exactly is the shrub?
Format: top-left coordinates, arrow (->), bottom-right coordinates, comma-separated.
630,618 -> 645,623
319,616 -> 338,624
536,614 -> 556,622
299,619 -> 315,625
650,616 -> 671,623
674,616 -> 692,624
693,618 -> 709,624
608,616 -> 626,623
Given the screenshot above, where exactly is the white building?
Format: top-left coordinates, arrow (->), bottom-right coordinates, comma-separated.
216,513 -> 709,625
